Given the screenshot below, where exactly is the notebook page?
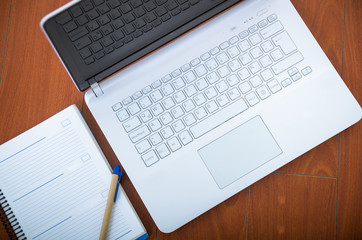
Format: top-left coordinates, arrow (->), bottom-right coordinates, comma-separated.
0,105 -> 146,240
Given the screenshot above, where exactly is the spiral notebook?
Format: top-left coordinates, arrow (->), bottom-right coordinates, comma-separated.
0,105 -> 148,240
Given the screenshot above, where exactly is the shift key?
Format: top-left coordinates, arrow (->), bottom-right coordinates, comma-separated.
129,126 -> 151,143
74,36 -> 91,50
271,51 -> 304,75
69,26 -> 88,41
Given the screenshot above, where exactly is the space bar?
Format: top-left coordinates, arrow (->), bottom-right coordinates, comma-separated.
190,99 -> 249,139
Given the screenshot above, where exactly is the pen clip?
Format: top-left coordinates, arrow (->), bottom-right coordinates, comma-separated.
112,165 -> 123,202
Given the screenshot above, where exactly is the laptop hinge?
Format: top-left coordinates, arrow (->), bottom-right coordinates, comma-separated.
89,78 -> 104,97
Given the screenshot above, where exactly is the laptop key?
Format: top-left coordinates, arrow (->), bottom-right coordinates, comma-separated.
88,9 -> 100,20
248,24 -> 258,34
150,103 -> 164,116
150,90 -> 163,102
124,117 -> 142,133
144,1 -> 157,11
131,0 -> 143,8
167,137 -> 182,152
271,51 -> 304,75
117,108 -> 130,121
84,57 -> 94,65
70,6 -> 83,18
105,46 -> 114,54
112,102 -> 122,112
79,47 -> 92,59
270,49 -> 283,61
95,51 -> 105,60
291,73 -> 302,81
124,36 -> 134,43
172,119 -> 186,133
81,0 -> 93,12
88,21 -> 100,31
74,36 -> 91,50
181,3 -> 190,10
128,103 -> 141,115
134,7 -> 146,17
93,0 -> 105,6
142,150 -> 159,167
90,30 -> 103,41
162,97 -> 176,110
155,0 -> 168,6
267,14 -> 278,22
258,19 -> 268,28
281,78 -> 292,87
301,66 -> 312,76
69,26 -> 89,41
98,4 -> 110,14
194,107 -> 207,120
267,79 -> 282,93
149,119 -> 162,131
129,125 -> 150,142
162,14 -> 171,22
179,131 -> 193,145
56,11 -> 72,24
239,81 -> 252,94
171,106 -> 184,119
184,114 -> 196,126
140,110 -> 153,122
171,8 -> 181,16
256,85 -> 271,100
227,88 -> 241,100
125,25 -> 136,34
156,144 -> 170,159
63,21 -> 77,33
136,139 -> 152,154
91,42 -> 103,53
245,92 -> 260,106
76,15 -> 89,25
150,133 -> 163,145
250,75 -> 263,88
205,100 -> 218,113
190,0 -> 200,5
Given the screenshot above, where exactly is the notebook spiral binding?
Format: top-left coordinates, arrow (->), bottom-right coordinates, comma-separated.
0,189 -> 26,240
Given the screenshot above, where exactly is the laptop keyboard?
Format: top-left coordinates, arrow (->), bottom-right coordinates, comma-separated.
56,0 -> 201,65
112,14 -> 313,167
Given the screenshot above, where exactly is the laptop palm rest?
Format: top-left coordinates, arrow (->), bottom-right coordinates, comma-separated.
198,116 -> 282,189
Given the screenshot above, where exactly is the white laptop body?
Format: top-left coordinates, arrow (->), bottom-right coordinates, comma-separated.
55,0 -> 360,233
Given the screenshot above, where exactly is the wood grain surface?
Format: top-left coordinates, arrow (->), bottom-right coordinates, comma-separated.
0,0 -> 82,143
0,0 -> 11,71
247,174 -> 337,239
0,1 -> 12,237
0,0 -> 360,239
337,0 -> 362,239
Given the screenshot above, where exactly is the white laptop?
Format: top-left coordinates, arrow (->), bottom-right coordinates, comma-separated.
41,0 -> 361,233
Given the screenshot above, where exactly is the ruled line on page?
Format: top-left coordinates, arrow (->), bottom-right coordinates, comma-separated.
0,137 -> 46,164
13,173 -> 64,203
32,216 -> 72,240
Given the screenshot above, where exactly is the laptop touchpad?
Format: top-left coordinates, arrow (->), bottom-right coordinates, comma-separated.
198,116 -> 282,189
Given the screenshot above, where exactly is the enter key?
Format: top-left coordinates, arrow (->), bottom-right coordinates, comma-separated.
272,31 -> 297,55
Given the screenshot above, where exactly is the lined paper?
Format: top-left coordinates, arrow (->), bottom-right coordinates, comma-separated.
0,105 -> 146,240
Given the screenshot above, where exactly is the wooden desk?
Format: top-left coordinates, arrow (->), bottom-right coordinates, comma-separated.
0,0 -> 360,239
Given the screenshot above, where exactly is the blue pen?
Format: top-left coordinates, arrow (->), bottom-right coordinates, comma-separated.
99,165 -> 123,240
